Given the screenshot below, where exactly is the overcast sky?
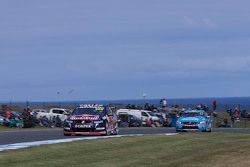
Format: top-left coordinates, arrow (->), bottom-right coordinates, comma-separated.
0,0 -> 250,101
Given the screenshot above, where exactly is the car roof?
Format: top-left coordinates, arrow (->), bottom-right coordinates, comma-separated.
32,109 -> 48,111
78,104 -> 105,108
50,108 -> 67,110
184,109 -> 205,113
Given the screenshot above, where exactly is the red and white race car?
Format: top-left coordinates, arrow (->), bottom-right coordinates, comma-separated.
63,104 -> 118,136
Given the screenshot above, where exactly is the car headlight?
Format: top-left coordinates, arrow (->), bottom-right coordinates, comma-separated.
177,119 -> 181,124
65,120 -> 73,124
94,120 -> 104,124
199,120 -> 205,124
95,120 -> 105,128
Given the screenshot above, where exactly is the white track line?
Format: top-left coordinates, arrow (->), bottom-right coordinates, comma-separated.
0,133 -> 178,152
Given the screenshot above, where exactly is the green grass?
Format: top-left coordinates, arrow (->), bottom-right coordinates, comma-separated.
1,133 -> 250,167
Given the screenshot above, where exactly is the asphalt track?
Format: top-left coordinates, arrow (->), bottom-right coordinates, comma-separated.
1,127 -> 250,145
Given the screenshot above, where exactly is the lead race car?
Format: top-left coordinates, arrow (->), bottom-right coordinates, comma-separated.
176,109 -> 212,132
63,104 -> 118,136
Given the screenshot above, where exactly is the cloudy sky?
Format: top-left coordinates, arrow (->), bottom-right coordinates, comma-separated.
0,0 -> 250,101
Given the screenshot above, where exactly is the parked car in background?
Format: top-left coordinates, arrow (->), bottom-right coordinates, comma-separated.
0,111 -> 5,118
0,111 -> 24,127
176,109 -> 212,132
155,113 -> 170,127
118,113 -> 142,127
11,111 -> 23,118
31,109 -> 48,115
31,108 -> 71,121
116,109 -> 159,126
0,115 -> 8,126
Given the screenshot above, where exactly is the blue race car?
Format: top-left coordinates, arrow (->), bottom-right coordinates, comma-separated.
176,109 -> 212,132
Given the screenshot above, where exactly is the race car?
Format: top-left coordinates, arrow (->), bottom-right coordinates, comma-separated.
176,109 -> 212,132
63,104 -> 118,136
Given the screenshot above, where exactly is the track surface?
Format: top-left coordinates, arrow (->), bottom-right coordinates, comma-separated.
0,127 -> 250,145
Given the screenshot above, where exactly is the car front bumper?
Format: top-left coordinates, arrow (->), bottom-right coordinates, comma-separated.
63,131 -> 107,135
176,123 -> 206,131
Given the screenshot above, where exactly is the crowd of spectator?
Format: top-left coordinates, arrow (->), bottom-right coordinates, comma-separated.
0,107 -> 63,128
1,99 -> 250,129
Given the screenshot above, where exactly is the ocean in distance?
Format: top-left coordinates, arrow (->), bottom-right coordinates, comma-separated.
2,97 -> 250,111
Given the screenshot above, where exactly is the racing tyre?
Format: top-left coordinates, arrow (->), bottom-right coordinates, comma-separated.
205,125 -> 212,132
207,124 -> 212,132
102,129 -> 110,136
102,122 -> 110,136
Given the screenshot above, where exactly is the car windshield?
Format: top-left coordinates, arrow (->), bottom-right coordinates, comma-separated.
72,107 -> 106,116
148,112 -> 156,116
129,115 -> 138,120
183,112 -> 201,117
65,109 -> 71,113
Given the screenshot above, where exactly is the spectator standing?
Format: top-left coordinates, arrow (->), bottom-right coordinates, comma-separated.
41,116 -> 49,127
231,115 -> 235,128
160,98 -> 167,109
212,100 -> 217,111
145,119 -> 152,127
23,108 -> 30,118
51,116 -> 56,128
55,115 -> 62,127
5,110 -> 11,119
234,105 -> 240,120
144,103 -> 150,111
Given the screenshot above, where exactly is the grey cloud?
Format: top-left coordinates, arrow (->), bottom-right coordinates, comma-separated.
0,0 -> 250,100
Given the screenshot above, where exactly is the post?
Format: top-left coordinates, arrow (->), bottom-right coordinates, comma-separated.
142,93 -> 147,109
244,118 -> 247,128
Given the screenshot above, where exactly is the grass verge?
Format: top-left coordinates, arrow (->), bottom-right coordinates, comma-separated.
1,133 -> 250,167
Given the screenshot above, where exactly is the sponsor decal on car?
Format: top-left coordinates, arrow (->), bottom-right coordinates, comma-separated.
75,124 -> 92,128
71,115 -> 99,121
181,118 -> 199,121
79,104 -> 103,108
184,124 -> 196,127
